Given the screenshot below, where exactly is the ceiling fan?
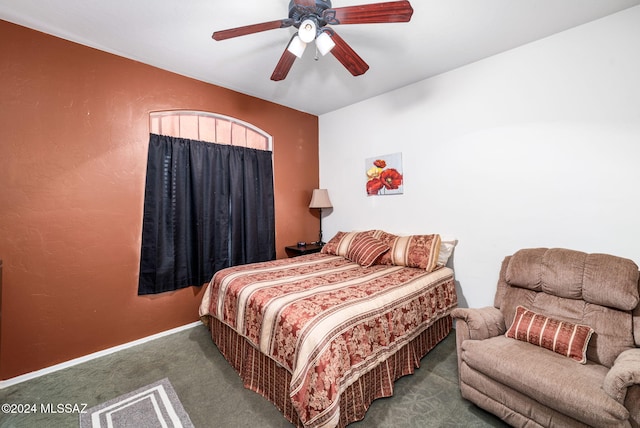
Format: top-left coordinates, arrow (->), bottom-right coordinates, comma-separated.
212,0 -> 414,81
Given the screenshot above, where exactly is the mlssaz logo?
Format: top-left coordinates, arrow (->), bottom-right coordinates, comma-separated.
40,403 -> 88,414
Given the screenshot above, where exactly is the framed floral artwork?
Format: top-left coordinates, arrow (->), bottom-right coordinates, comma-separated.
365,152 -> 404,196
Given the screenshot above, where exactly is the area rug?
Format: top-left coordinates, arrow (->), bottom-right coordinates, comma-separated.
79,378 -> 194,428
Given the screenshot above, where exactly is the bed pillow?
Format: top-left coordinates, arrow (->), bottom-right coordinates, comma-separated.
321,230 -> 375,257
372,231 -> 398,265
437,238 -> 458,267
378,233 -> 441,272
321,231 -> 347,255
505,305 -> 594,364
345,235 -> 390,267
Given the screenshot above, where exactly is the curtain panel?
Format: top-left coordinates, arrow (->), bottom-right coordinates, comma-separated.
138,134 -> 275,295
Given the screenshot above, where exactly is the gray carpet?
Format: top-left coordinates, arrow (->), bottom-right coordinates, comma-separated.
0,324 -> 508,428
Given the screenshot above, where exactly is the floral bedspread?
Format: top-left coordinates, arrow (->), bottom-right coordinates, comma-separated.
199,253 -> 457,428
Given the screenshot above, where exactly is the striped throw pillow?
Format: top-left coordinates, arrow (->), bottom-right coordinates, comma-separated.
322,231 -> 376,257
345,235 -> 390,267
505,305 -> 595,364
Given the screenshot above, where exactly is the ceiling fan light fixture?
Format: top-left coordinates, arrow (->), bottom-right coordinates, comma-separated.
315,31 -> 335,56
298,18 -> 317,43
287,35 -> 307,58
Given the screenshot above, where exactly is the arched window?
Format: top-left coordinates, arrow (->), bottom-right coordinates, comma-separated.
149,110 -> 272,150
139,111 -> 276,295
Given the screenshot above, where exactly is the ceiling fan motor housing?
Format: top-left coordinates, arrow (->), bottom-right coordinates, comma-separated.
289,0 -> 333,29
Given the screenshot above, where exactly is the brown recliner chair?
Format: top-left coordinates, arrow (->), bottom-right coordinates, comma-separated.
452,248 -> 640,427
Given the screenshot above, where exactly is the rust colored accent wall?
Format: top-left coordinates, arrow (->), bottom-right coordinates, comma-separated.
0,20 -> 319,380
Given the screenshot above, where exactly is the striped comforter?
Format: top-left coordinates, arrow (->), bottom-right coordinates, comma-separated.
199,253 -> 457,428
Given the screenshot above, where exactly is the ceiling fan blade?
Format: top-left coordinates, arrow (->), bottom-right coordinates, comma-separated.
271,48 -> 298,81
328,30 -> 369,76
324,1 -> 414,25
212,19 -> 292,41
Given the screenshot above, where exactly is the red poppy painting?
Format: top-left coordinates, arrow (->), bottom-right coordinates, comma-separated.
365,153 -> 403,196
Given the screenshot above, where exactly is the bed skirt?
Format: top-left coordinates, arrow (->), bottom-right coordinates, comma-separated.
207,314 -> 453,427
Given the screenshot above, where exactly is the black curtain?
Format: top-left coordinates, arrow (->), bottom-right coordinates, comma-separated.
138,134 -> 275,295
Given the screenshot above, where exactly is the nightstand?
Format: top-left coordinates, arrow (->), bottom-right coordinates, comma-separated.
285,243 -> 323,257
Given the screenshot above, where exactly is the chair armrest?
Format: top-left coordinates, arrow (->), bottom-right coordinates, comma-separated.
451,307 -> 506,341
603,348 -> 640,403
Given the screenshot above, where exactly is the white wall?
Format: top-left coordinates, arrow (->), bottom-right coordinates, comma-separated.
319,6 -> 640,309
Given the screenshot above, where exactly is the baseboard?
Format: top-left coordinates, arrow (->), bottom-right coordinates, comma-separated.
0,321 -> 202,389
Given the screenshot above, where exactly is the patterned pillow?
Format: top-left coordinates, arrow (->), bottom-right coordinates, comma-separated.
371,231 -> 398,265
321,231 -> 346,255
505,305 -> 595,364
381,234 -> 441,272
321,231 -> 375,257
345,235 -> 390,267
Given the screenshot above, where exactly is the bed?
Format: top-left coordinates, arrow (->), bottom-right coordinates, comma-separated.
199,231 -> 457,428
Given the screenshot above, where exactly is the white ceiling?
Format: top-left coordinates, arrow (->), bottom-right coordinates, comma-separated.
2,0 -> 639,115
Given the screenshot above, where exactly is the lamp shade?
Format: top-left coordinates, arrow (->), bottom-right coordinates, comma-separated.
309,189 -> 332,209
315,31 -> 335,56
287,35 -> 307,58
298,19 -> 317,44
